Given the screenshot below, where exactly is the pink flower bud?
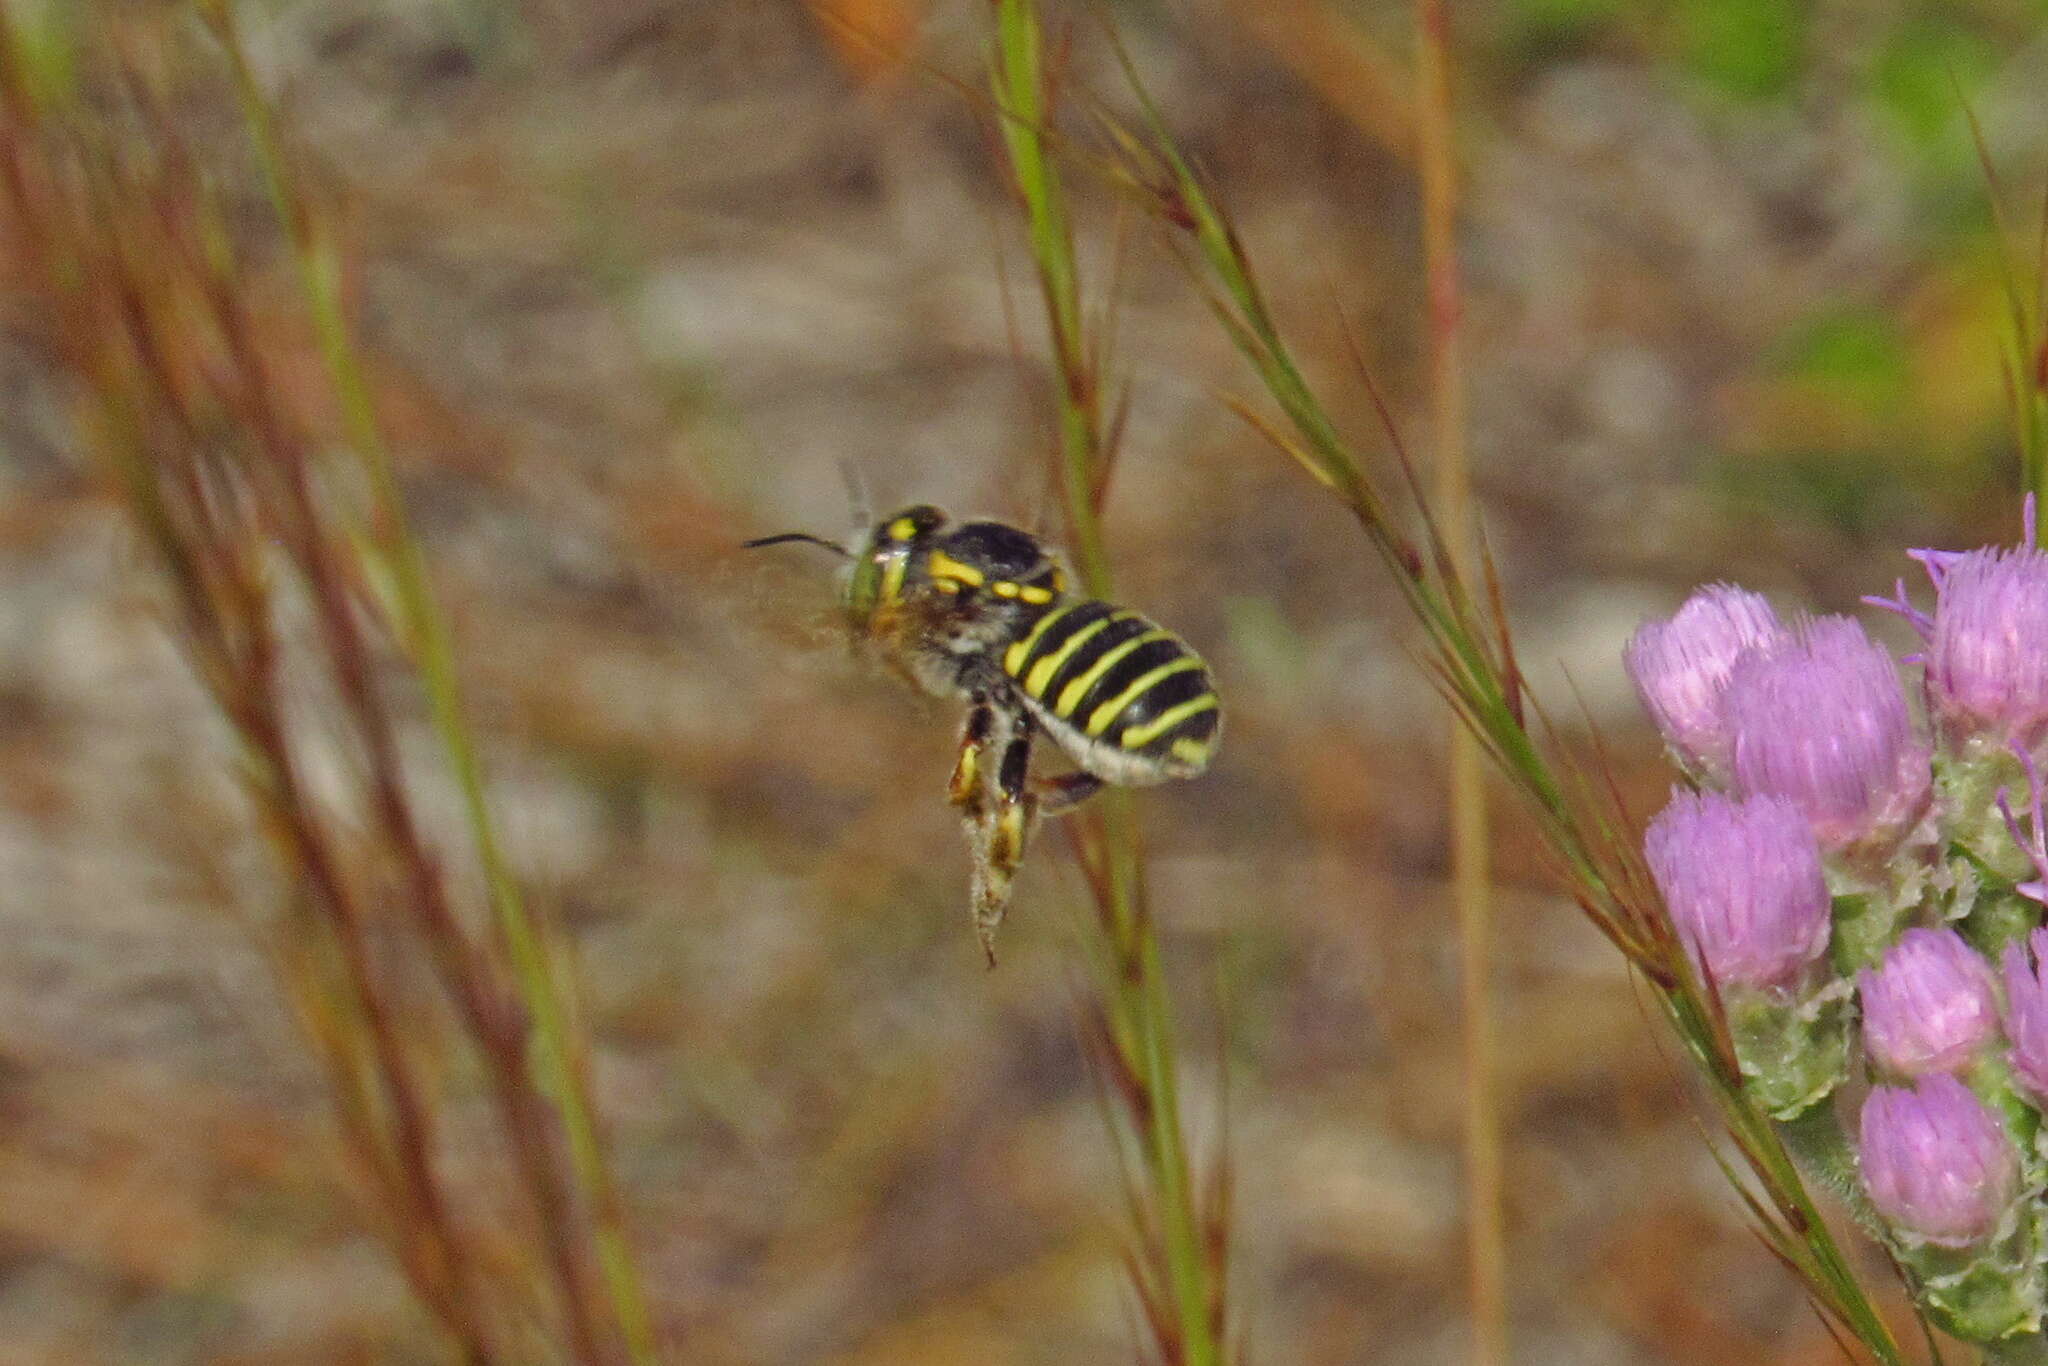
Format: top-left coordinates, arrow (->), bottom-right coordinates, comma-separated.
1858,929 -> 1999,1078
1925,547 -> 2048,745
1859,1075 -> 2017,1248
1644,789 -> 1832,989
1625,585 -> 1788,778
1723,617 -> 1930,849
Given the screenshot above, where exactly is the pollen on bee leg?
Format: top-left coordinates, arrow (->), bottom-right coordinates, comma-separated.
951,701 -> 994,810
990,800 -> 1030,868
965,782 -> 1037,966
949,743 -> 980,808
966,808 -> 1016,967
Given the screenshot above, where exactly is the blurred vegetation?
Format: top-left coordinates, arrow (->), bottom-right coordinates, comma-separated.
0,0 -> 2042,1363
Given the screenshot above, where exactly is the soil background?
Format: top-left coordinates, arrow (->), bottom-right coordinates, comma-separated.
3,2 -> 2043,1362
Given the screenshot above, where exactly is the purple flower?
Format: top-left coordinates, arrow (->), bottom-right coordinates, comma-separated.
1860,1075 -> 2017,1248
1722,616 -> 1931,849
1644,789 -> 1832,989
2001,928 -> 2048,1099
1858,929 -> 1999,1077
1923,546 -> 2048,744
1625,585 -> 1789,777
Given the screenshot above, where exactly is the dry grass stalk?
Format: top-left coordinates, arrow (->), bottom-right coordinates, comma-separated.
0,11 -> 654,1362
1411,2 -> 1505,1359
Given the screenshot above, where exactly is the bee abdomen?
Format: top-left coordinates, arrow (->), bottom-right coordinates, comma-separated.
1005,599 -> 1221,778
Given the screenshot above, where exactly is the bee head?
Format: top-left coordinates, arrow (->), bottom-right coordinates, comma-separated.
844,504 -> 947,625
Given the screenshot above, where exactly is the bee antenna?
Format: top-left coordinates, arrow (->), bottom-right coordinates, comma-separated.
742,532 -> 851,557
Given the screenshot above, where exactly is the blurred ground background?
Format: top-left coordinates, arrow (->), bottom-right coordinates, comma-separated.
3,0 -> 2047,1361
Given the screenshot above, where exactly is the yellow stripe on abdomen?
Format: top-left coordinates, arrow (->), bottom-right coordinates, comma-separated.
1003,602 -> 1078,677
1119,693 -> 1220,749
1054,628 -> 1173,717
1024,612 -> 1125,698
1084,655 -> 1202,736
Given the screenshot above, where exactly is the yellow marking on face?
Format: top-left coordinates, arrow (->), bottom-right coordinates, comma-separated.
1086,655 -> 1201,735
1018,584 -> 1055,605
1051,567 -> 1068,593
935,578 -> 960,594
879,551 -> 909,606
1056,628 -> 1172,717
1025,612 -> 1122,697
991,580 -> 1019,598
887,516 -> 918,542
1003,602 -> 1077,675
1171,737 -> 1211,766
927,550 -> 985,587
1118,693 -> 1219,749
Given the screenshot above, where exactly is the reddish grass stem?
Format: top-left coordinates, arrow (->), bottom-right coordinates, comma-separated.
0,12 -> 656,1361
1414,2 -> 1505,1361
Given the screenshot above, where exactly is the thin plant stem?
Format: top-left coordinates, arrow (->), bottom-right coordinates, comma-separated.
1095,21 -> 1920,1359
993,0 -> 1109,592
991,3 -> 1225,1360
0,25 -> 506,1354
1414,2 -> 1504,1361
194,6 -> 658,1360
1959,94 -> 2048,523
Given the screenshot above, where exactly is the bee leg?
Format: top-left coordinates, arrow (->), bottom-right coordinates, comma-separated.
989,720 -> 1038,871
949,696 -> 996,816
1034,772 -> 1106,817
968,715 -> 1037,967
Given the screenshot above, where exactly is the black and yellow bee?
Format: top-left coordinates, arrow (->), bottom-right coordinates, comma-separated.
747,504 -> 1221,960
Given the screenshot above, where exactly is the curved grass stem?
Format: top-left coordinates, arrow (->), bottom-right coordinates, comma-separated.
1093,11 -> 1919,1360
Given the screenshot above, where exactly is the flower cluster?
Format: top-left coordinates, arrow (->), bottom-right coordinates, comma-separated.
1627,511 -> 2048,1343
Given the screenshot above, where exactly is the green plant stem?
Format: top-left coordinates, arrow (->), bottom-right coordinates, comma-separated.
1104,30 -> 1915,1361
1668,989 -> 1909,1361
1959,101 -> 2048,525
993,3 -> 1223,1360
1107,808 -> 1214,1362
199,8 -> 657,1361
993,0 -> 1109,593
